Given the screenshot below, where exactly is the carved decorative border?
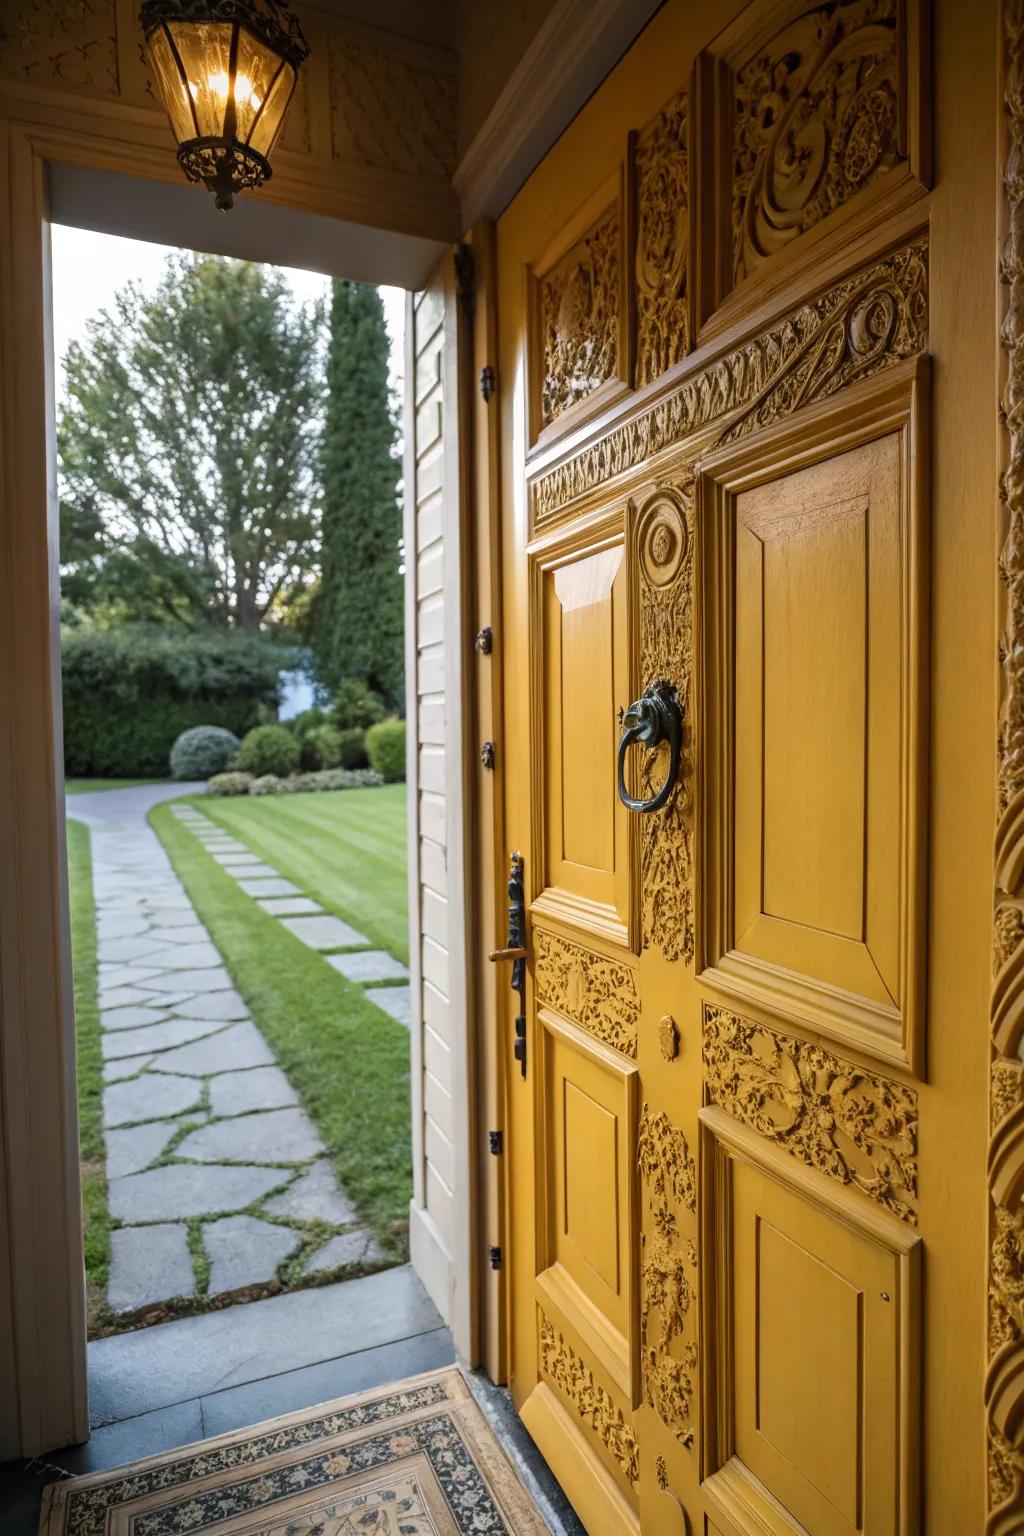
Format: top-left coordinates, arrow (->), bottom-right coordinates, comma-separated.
634,86 -> 690,386
539,1311 -> 639,1485
702,1006 -> 918,1224
533,928 -> 638,1058
637,1104 -> 698,1450
989,5 -> 1024,1520
530,234 -> 927,524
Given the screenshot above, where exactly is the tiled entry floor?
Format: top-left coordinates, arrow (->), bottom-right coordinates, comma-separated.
0,1267 -> 454,1534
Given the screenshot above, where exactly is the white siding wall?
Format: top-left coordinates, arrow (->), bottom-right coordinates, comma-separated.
404,269 -> 474,1353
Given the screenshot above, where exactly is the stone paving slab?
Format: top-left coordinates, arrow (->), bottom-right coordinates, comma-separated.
132,941 -> 224,970
98,965 -> 165,990
258,896 -> 323,916
105,1119 -> 180,1178
108,1163 -> 292,1222
211,853 -> 263,867
303,1229 -> 388,1274
176,1106 -> 323,1164
109,1224 -> 195,1313
236,877 -> 302,898
263,1158 -> 358,1226
149,1019 -> 273,1076
171,988 -> 249,1022
204,1215 -> 302,1295
147,924 -> 211,946
146,964 -> 235,992
223,862 -> 281,880
101,1004 -> 171,1032
98,986 -> 160,1011
209,1065 -> 299,1117
104,1055 -> 155,1082
365,984 -> 412,1028
327,950 -> 410,983
100,935 -> 171,964
101,1017 -> 227,1061
103,1072 -> 203,1128
280,914 -> 370,950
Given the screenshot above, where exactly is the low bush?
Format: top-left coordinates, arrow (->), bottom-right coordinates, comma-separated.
233,723 -> 300,778
366,719 -> 406,783
61,626 -> 296,777
330,679 -> 386,732
169,725 -> 239,781
239,767 -> 383,796
301,724 -> 343,770
206,771 -> 254,796
287,707 -> 329,740
336,727 -> 368,769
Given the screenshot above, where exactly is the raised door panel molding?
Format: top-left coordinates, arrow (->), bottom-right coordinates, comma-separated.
696,360 -> 929,1071
695,0 -> 929,338
528,170 -> 633,450
633,86 -> 691,387
529,234 -> 928,530
699,1107 -> 921,1536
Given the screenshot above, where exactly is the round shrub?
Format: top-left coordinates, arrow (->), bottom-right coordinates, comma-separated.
169,725 -> 240,781
233,723 -> 300,778
301,724 -> 343,771
206,771 -> 253,796
366,719 -> 406,783
330,679 -> 386,732
337,727 -> 368,769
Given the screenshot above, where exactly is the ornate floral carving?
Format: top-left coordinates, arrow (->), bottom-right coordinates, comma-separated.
637,1104 -> 697,1448
733,0 -> 902,284
703,1006 -> 918,1222
533,928 -> 638,1057
328,35 -> 456,178
635,88 -> 689,386
539,204 -> 621,428
539,1312 -> 638,1484
636,485 -> 695,963
531,236 -> 927,523
0,0 -> 118,93
990,6 -> 1024,1520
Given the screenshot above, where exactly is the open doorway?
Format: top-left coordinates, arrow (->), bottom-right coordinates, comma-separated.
52,224 -> 451,1430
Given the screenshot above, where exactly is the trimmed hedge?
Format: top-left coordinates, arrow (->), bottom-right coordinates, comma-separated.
366,719 -> 405,783
62,626 -> 295,778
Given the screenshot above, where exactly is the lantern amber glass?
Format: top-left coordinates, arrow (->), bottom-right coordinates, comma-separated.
147,18 -> 296,151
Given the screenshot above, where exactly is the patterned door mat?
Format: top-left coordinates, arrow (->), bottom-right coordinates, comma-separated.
40,1369 -> 550,1535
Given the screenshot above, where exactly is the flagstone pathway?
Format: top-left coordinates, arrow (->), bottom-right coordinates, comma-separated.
69,783 -> 411,1322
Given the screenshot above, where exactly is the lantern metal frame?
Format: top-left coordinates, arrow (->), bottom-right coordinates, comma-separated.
139,0 -> 310,210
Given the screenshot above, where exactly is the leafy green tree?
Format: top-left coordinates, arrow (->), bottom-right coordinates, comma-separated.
58,254 -> 324,631
312,281 -> 403,704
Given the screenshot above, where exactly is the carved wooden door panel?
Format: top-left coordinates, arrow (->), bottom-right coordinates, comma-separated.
496,1 -> 940,1533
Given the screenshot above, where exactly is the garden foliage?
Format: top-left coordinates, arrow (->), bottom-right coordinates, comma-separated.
208,767 -> 382,795
365,720 -> 406,783
62,626 -> 293,777
232,723 -> 300,778
169,725 -> 239,781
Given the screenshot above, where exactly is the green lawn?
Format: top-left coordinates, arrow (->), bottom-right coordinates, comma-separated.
194,783 -> 409,962
67,818 -> 111,1330
150,792 -> 413,1243
67,778 -> 167,795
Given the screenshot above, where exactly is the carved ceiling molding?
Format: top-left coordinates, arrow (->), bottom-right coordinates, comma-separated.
635,86 -> 690,386
732,0 -> 903,286
530,233 -> 927,525
702,1005 -> 918,1224
539,1311 -> 639,1485
635,480 -> 695,965
328,32 -> 456,179
637,1102 -> 698,1451
0,0 -> 119,96
533,927 -> 638,1058
990,3 -> 1024,1523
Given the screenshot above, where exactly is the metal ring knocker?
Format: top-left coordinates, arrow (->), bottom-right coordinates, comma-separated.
616,679 -> 684,814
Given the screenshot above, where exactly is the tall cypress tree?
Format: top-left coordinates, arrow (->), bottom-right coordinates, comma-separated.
313,281 -> 403,704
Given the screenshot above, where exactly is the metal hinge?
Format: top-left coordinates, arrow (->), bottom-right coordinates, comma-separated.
488,1129 -> 503,1155
488,1245 -> 503,1270
480,364 -> 496,402
480,740 -> 495,771
454,243 -> 474,320
475,625 -> 493,655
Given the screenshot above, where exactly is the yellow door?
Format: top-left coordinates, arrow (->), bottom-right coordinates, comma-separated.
494,0 -> 993,1532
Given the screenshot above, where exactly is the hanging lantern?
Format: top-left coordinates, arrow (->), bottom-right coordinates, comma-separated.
140,0 -> 310,211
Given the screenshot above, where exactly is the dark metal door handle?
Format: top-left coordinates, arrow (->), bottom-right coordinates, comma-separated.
617,679 -> 684,814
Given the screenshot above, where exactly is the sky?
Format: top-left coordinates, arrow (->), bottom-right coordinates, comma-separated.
49,224 -> 406,400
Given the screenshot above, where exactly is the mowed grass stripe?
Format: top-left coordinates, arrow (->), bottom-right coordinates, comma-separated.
197,784 -> 408,962
150,800 -> 413,1246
